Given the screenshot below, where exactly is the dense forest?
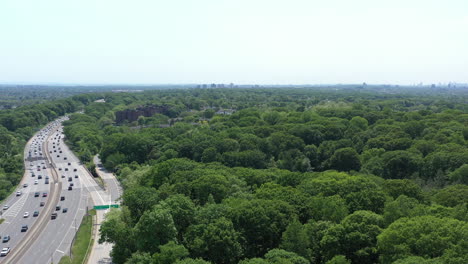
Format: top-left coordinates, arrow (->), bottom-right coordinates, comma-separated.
60,88 -> 468,264
1,87 -> 467,264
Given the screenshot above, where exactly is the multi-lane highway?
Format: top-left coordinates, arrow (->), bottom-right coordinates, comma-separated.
0,116 -> 112,263
0,118 -> 66,263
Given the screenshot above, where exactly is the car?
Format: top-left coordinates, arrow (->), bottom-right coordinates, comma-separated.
58,168 -> 62,171
42,192 -> 48,197
21,225 -> 28,232
59,151 -> 63,153
34,192 -> 40,197
64,157 -> 67,160
45,179 -> 49,184
42,166 -> 46,169
68,162 -> 71,166
16,191 -> 22,196
61,175 -> 65,178
45,176 -> 49,179
50,151 -> 52,153
62,208 -> 68,213
57,155 -> 60,157
23,212 -> 29,218
65,168 -> 68,171
75,175 -> 78,178
68,186 -> 73,191
33,211 -> 39,217
0,247 -> 10,256
60,196 -> 65,201
2,205 -> 8,210
68,177 -> 72,182
51,213 -> 57,220
55,205 -> 61,211
73,168 -> 77,172
2,236 -> 10,243
69,183 -> 74,187
23,183 -> 28,188
40,202 -> 45,207
38,175 -> 42,179
34,180 -> 38,185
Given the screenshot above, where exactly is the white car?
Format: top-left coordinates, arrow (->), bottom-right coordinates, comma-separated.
23,212 -> 29,218
16,191 -> 22,196
34,180 -> 39,185
2,205 -> 8,210
0,247 -> 10,257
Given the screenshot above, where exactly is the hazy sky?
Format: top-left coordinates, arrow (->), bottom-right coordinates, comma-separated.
1,0 -> 467,85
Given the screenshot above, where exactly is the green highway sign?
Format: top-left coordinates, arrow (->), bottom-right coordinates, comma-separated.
94,204 -> 120,210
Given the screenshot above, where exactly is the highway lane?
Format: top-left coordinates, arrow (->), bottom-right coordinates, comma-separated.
0,116 -> 114,263
18,120 -> 100,263
94,155 -> 122,204
0,119 -> 63,263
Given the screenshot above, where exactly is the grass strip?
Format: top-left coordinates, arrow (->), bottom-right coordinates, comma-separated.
58,209 -> 96,264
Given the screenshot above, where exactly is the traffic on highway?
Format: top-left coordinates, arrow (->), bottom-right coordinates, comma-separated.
0,117 -> 94,263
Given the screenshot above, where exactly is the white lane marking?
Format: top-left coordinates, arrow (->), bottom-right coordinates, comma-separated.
56,249 -> 65,254
3,193 -> 28,218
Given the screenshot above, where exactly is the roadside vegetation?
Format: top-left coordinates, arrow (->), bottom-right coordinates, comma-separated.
0,94 -> 99,201
59,87 -> 467,264
58,209 -> 96,264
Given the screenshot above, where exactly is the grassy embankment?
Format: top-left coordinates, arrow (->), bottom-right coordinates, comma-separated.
58,209 -> 96,264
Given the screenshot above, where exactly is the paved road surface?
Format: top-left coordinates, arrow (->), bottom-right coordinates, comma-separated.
87,156 -> 122,264
0,117 -> 122,264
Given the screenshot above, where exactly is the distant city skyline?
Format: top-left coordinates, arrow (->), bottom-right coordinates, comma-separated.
1,0 -> 467,85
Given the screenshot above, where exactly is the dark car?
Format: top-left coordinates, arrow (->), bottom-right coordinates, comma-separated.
62,208 -> 68,213
45,179 -> 49,184
68,163 -> 71,166
64,157 -> 67,160
65,168 -> 68,171
33,211 -> 39,217
60,196 -> 65,201
2,236 -> 10,243
61,175 -> 65,178
42,192 -> 47,197
69,183 -> 74,187
38,175 -> 42,179
68,186 -> 73,191
21,225 -> 28,232
75,175 -> 78,178
34,192 -> 39,197
55,205 -> 61,211
51,213 -> 57,220
68,177 -> 72,182
73,168 -> 77,172
40,202 -> 45,207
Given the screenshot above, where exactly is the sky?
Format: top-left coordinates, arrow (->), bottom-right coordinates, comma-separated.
1,0 -> 467,85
